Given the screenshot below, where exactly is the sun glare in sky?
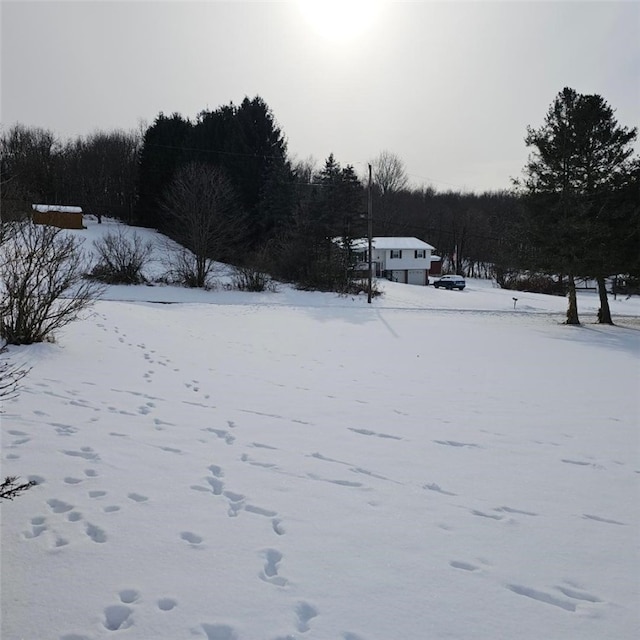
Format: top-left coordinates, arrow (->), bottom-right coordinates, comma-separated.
298,0 -> 382,42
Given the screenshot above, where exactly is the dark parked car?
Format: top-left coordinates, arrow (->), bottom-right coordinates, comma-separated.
433,275 -> 466,290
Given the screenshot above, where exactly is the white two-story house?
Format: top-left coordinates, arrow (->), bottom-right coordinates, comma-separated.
353,237 -> 436,285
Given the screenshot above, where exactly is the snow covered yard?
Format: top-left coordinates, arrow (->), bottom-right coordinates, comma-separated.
1,220 -> 639,639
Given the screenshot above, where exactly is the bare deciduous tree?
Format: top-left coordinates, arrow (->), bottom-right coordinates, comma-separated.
370,150 -> 409,235
161,162 -> 244,288
0,222 -> 103,344
371,150 -> 409,196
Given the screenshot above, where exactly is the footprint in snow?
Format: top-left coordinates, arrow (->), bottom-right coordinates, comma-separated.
119,589 -> 140,604
47,498 -> 74,514
450,560 -> 479,572
127,493 -> 148,503
85,523 -> 107,543
201,623 -> 238,640
23,516 -> 47,539
158,598 -> 177,611
181,531 -> 203,545
295,602 -> 318,633
103,604 -> 133,631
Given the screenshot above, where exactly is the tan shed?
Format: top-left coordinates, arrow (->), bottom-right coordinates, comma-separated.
32,204 -> 84,230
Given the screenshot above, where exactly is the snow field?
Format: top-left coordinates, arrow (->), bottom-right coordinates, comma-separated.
1,220 -> 638,639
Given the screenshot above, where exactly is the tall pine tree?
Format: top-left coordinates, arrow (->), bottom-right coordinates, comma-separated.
521,87 -> 637,324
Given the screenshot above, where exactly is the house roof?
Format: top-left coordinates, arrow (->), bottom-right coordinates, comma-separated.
33,204 -> 83,213
352,237 -> 435,251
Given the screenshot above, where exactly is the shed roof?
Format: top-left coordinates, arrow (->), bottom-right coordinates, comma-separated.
33,204 -> 83,214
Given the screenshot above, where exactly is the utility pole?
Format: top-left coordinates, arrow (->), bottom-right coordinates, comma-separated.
367,163 -> 373,304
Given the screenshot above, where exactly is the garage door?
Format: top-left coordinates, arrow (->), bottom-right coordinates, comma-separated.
407,269 -> 426,285
390,270 -> 406,283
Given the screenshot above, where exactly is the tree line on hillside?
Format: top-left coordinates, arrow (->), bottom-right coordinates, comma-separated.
1,89 -> 638,322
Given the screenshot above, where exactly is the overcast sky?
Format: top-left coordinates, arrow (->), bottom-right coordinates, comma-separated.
1,0 -> 638,193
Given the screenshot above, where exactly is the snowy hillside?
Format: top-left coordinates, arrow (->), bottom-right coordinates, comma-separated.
1,219 -> 639,640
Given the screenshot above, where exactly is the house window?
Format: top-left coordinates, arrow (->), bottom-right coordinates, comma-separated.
415,249 -> 426,259
390,249 -> 402,259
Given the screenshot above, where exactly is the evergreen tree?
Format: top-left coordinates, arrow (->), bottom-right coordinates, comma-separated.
188,96 -> 293,249
136,113 -> 192,229
521,87 -> 637,324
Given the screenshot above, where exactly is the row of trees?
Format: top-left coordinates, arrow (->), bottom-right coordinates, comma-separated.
1,125 -> 140,221
1,90 -> 638,321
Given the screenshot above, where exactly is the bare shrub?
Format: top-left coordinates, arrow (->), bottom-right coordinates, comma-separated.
496,270 -> 567,296
0,476 -> 37,501
0,344 -> 29,403
342,278 -> 382,297
0,222 -> 103,345
160,243 -> 219,289
232,266 -> 276,292
91,227 -> 153,284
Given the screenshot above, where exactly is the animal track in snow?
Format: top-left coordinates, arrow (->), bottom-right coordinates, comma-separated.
68,511 -> 83,522
85,523 -> 107,543
103,604 -> 133,631
127,493 -> 148,503
433,440 -> 480,448
84,469 -> 98,477
562,458 -> 599,468
307,473 -> 363,488
470,509 -> 504,521
260,549 -> 288,586
181,531 -> 203,545
495,506 -> 537,516
51,423 -> 77,436
295,601 -> 318,632
556,585 -> 602,602
583,513 -> 626,525
423,483 -> 457,496
203,427 -> 235,445
119,589 -> 140,604
47,498 -> 74,514
245,504 -> 278,517
88,491 -> 107,499
506,584 -> 576,611
348,427 -> 402,440
157,597 -> 177,611
271,518 -> 285,536
208,464 -> 224,477
23,516 -> 47,539
64,477 -> 83,485
450,560 -> 479,571
224,491 -> 245,517
201,623 -> 238,640
62,447 -> 99,461
240,453 -> 277,469
250,442 -> 277,450
104,505 -> 121,513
